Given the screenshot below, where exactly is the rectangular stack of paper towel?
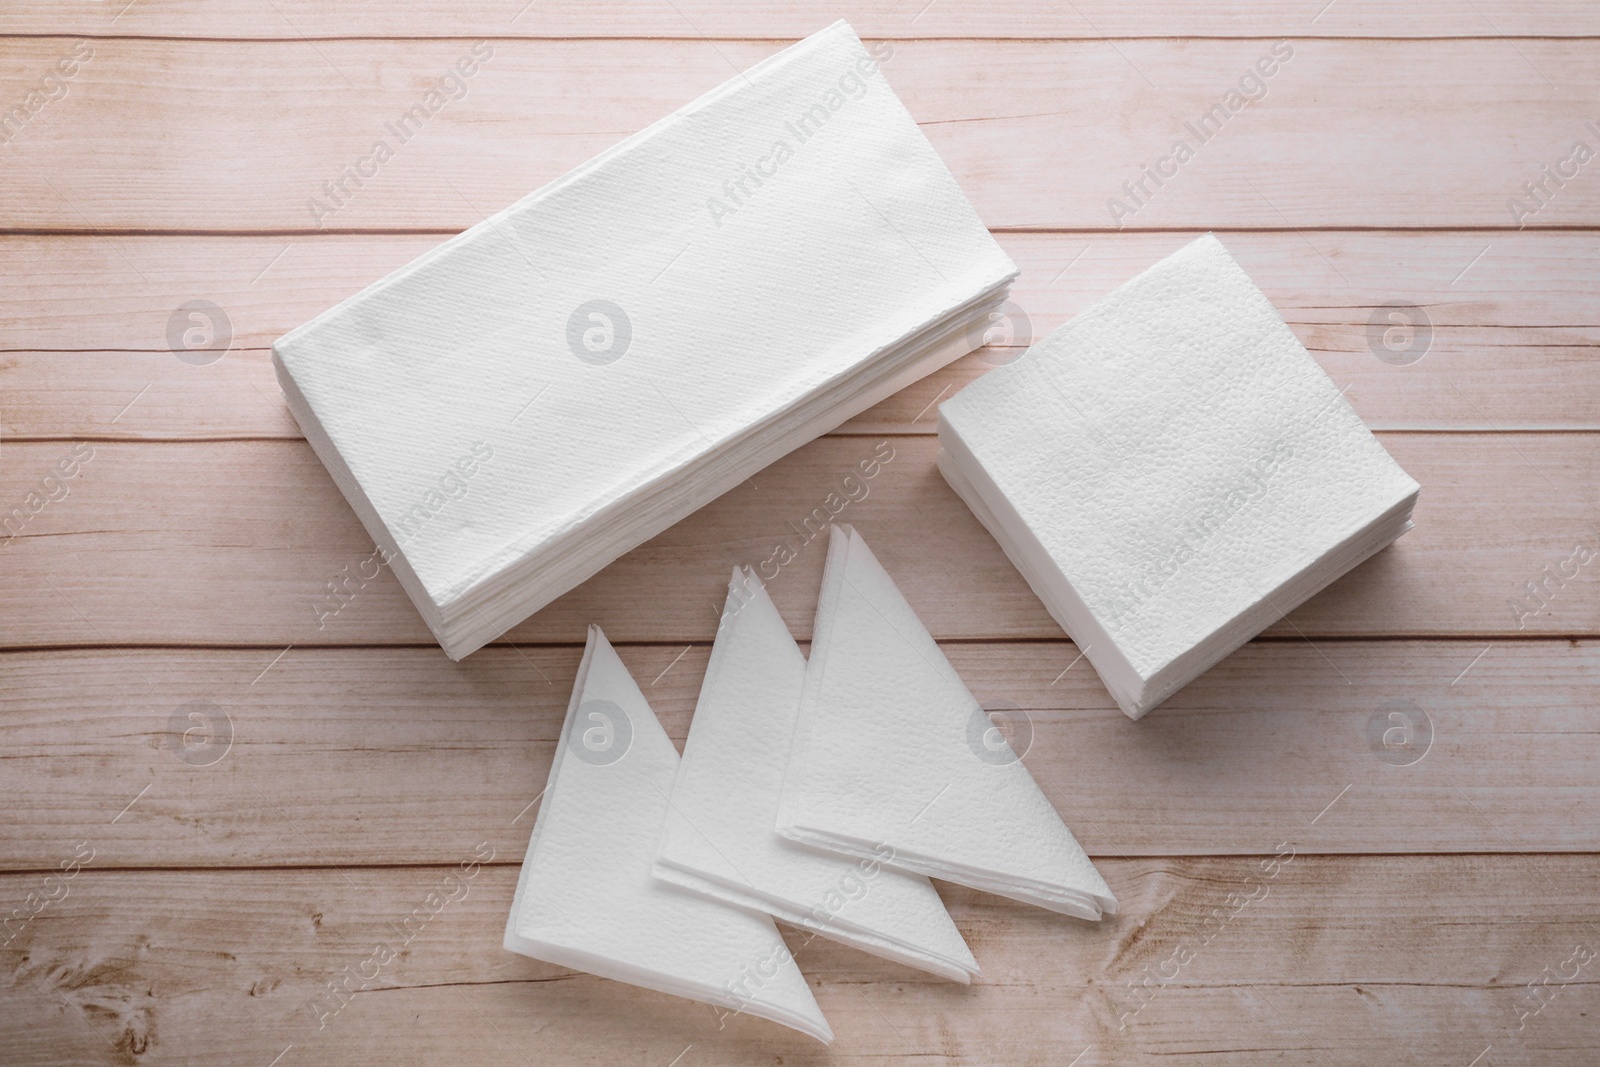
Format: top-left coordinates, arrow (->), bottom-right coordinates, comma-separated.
937,235 -> 1420,719
273,21 -> 1016,659
505,527 -> 1113,1041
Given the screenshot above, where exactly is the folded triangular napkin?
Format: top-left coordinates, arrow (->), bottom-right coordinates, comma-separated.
937,234 -> 1420,718
505,625 -> 831,1042
777,526 -> 1116,920
273,20 -> 1017,659
656,567 -> 980,981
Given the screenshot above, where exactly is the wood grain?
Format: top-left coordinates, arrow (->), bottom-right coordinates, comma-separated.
3,230 -> 1596,439
2,38 -> 1597,231
6,1 -> 1600,39
3,857 -> 1596,1066
4,7 -> 1597,1065
1,639 -> 1594,870
1,434 -> 1594,649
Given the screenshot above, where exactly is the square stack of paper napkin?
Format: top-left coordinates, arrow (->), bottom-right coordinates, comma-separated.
274,20 -> 1017,658
937,234 -> 1420,719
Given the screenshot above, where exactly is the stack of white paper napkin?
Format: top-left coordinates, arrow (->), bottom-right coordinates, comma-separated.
937,234 -> 1421,719
273,20 -> 1017,659
505,625 -> 832,1042
656,566 -> 981,982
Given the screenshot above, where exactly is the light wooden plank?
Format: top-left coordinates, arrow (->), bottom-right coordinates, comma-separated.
0,434 -> 1594,649
3,231 -> 1597,438
2,12 -> 1592,1067
0,640 -> 1594,869
2,38 -> 1598,230
2,857 -> 1596,1065
4,1 -> 1599,39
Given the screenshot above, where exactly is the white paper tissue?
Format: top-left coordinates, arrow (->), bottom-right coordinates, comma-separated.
938,234 -> 1420,719
656,567 -> 979,981
273,21 -> 1016,658
777,526 -> 1116,920
505,625 -> 831,1041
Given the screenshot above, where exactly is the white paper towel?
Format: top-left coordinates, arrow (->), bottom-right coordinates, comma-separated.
274,20 -> 1017,659
505,624 -> 831,1041
777,526 -> 1116,920
656,567 -> 979,981
937,234 -> 1419,718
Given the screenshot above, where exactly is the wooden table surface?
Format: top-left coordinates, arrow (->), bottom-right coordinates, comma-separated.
3,3 -> 1598,1064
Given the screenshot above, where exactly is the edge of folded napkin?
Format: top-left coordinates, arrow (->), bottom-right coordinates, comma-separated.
775,825 -> 1114,921
436,288 -> 1013,658
501,623 -> 602,959
503,930 -> 835,1043
652,858 -> 978,983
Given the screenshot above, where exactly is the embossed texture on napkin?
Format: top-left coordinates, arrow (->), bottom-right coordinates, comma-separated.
505,625 -> 831,1041
938,234 -> 1419,718
274,21 -> 1016,659
657,567 -> 979,981
777,526 -> 1116,920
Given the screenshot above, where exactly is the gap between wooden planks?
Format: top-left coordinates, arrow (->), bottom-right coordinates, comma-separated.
0,38 -> 1597,230
2,231 -> 1596,437
1,639 -> 1594,869
5,0 -> 1600,39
